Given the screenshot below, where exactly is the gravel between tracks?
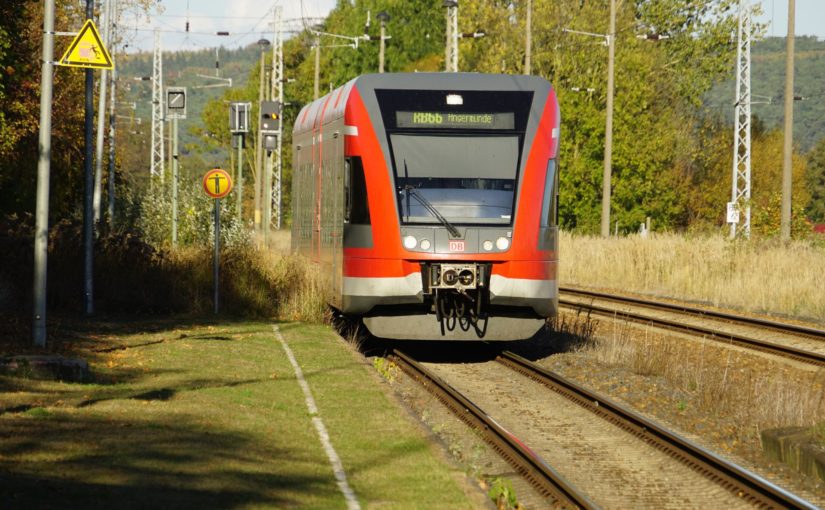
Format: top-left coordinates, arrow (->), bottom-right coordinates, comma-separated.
380,311 -> 825,509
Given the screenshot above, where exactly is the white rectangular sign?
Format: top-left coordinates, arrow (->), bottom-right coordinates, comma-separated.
726,202 -> 740,224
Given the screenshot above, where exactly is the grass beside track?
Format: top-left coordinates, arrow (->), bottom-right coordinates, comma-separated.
559,232 -> 825,321
0,319 -> 478,509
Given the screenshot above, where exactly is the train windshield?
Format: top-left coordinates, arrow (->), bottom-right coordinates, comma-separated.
391,134 -> 518,225
376,88 -> 533,226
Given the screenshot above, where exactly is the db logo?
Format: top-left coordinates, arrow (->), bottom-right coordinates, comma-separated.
449,240 -> 465,252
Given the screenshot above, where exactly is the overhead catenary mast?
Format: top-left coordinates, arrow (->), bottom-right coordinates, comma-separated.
150,29 -> 165,181
730,0 -> 752,239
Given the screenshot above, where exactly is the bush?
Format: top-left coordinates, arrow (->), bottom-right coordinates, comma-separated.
0,214 -> 326,322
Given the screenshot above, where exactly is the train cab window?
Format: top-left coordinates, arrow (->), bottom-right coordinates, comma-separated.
540,159 -> 558,227
345,157 -> 370,224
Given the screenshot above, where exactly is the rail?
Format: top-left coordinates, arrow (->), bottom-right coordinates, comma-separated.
390,350 -> 597,510
560,287 -> 825,340
559,288 -> 825,368
498,351 -> 817,510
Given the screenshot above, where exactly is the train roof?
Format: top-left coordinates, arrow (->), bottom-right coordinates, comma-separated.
294,72 -> 555,134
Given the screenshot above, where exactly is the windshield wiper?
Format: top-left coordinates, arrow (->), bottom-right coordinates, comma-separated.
402,161 -> 462,238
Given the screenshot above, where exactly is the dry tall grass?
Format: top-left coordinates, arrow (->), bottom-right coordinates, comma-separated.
584,319 -> 825,439
162,246 -> 328,322
560,232 -> 825,321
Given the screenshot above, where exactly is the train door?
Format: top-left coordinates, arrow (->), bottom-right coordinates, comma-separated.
330,121 -> 344,306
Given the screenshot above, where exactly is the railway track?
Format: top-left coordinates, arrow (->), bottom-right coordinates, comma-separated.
497,351 -> 816,510
391,349 -> 817,509
559,286 -> 825,368
391,350 -> 597,509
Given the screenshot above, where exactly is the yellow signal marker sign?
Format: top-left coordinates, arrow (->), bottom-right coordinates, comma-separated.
203,169 -> 233,199
58,20 -> 114,70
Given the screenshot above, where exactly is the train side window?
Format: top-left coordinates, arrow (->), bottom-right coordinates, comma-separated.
540,159 -> 558,227
345,157 -> 370,225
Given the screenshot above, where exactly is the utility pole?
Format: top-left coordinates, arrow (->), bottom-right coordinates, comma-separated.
730,0 -> 752,239
314,35 -> 320,99
444,0 -> 458,72
93,0 -> 111,226
377,11 -> 390,73
525,0 -> 532,75
83,0 -> 95,315
780,0 -> 795,241
253,38 -> 270,227
150,29 -> 164,181
268,6 -> 284,233
107,1 -> 118,225
600,0 -> 616,238
33,0 -> 56,346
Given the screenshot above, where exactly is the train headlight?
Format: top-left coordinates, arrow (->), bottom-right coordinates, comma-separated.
420,239 -> 432,250
496,237 -> 510,250
403,235 -> 417,250
482,240 -> 494,251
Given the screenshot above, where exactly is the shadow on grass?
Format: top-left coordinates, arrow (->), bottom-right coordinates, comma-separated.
0,314 -> 269,358
0,414 -> 337,509
75,377 -> 266,408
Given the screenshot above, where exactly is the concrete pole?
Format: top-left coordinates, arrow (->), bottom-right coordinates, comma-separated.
600,0 -> 617,238
83,0 -> 95,315
445,6 -> 451,72
379,21 -> 386,73
451,5 -> 458,72
254,48 -> 265,233
93,0 -> 111,225
107,30 -> 117,224
171,116 -> 178,246
33,0 -> 56,346
525,0 -> 532,75
780,0 -> 795,241
314,37 -> 320,100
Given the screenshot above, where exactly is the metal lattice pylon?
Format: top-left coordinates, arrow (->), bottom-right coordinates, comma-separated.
150,29 -> 165,180
730,0 -> 752,239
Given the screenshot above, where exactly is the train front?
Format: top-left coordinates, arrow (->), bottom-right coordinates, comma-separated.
342,73 -> 560,340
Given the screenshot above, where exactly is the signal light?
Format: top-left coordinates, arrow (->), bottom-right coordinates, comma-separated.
260,101 -> 281,134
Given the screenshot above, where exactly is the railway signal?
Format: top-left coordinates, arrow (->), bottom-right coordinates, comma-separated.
260,100 -> 280,152
166,87 -> 186,246
229,101 -> 251,219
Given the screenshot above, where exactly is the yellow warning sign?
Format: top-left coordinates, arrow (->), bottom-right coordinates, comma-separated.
203,169 -> 233,199
58,20 -> 113,70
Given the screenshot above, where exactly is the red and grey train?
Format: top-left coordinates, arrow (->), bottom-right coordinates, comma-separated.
292,73 -> 560,340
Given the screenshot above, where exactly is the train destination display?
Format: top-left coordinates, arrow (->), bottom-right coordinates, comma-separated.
396,111 -> 515,130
